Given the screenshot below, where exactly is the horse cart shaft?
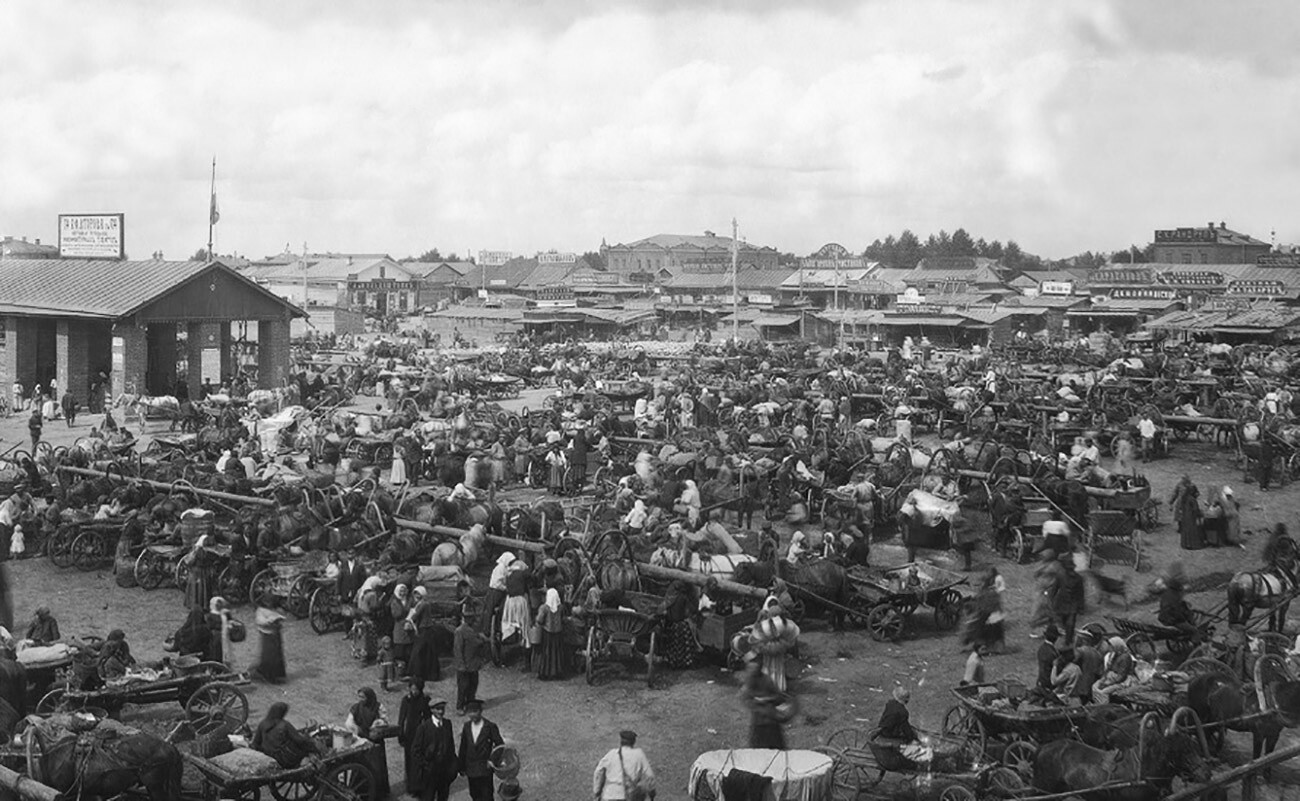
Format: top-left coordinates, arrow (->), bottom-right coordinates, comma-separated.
0,765 -> 61,801
391,516 -> 547,555
57,465 -> 276,508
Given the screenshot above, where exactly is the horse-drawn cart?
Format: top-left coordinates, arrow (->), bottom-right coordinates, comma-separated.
37,658 -> 248,726
582,590 -> 662,688
185,732 -> 382,801
248,553 -> 331,618
847,563 -> 969,643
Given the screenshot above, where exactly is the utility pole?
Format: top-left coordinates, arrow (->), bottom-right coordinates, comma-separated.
207,156 -> 217,261
731,218 -> 739,343
301,242 -> 308,308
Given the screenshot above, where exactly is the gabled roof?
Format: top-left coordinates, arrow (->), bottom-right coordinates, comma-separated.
779,268 -> 874,288
243,254 -> 405,282
456,259 -> 540,290
666,268 -> 795,291
516,262 -> 576,290
407,261 -> 475,281
0,258 -> 304,319
608,233 -> 775,252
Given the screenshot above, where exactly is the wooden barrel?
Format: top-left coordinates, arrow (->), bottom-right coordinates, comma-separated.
178,517 -> 214,549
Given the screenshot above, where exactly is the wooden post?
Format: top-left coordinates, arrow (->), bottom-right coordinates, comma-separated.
57,465 -> 276,508
391,517 -> 547,555
0,765 -> 62,801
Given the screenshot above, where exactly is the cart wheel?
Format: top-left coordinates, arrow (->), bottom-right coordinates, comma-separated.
134,549 -> 165,590
646,631 -> 657,688
287,576 -> 314,619
48,525 -> 78,569
320,760 -> 376,801
1002,739 -> 1036,778
23,726 -> 45,785
1011,529 -> 1030,563
35,688 -> 66,715
867,605 -> 904,642
233,789 -> 262,801
248,569 -> 274,608
823,728 -> 881,788
70,531 -> 106,571
585,627 -> 596,685
270,775 -> 318,801
938,784 -> 976,801
812,747 -> 862,801
1126,632 -> 1157,664
986,767 -> 1026,797
187,681 -> 249,726
942,705 -> 988,764
309,587 -> 340,635
934,589 -> 963,631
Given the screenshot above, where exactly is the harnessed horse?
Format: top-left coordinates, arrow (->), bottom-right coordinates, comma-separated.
1227,553 -> 1297,633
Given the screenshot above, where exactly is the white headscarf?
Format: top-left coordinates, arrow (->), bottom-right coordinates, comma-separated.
625,500 -> 648,528
490,552 -> 515,589
545,588 -> 561,613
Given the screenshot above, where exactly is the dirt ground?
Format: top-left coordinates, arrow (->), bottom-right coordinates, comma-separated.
2,392 -> 1299,800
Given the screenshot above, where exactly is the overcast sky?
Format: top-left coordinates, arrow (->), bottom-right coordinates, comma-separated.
3,0 -> 1299,262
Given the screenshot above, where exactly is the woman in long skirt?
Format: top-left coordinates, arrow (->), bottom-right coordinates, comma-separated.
533,588 -> 567,680
406,588 -> 443,682
252,595 -> 287,684
501,561 -> 533,671
660,581 -> 698,669
184,543 -> 214,611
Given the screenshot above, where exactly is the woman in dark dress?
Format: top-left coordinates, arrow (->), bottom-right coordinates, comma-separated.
345,686 -> 391,797
533,588 -> 567,680
397,677 -> 430,794
1171,476 -> 1204,550
660,580 -> 698,669
172,609 -> 211,657
741,661 -> 789,749
252,595 -> 287,683
252,702 -> 319,768
406,587 -> 443,682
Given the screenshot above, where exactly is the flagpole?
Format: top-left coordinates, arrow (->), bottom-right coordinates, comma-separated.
731,218 -> 739,343
207,156 -> 217,261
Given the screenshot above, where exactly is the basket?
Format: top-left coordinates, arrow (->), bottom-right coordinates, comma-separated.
1088,510 -> 1136,538
173,656 -> 201,674
490,745 -> 521,780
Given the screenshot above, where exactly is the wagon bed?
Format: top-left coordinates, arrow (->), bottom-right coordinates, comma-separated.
847,563 -> 969,642
185,735 -> 378,800
40,661 -> 248,726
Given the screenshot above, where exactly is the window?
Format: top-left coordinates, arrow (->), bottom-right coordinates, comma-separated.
1201,253 -> 1209,264
1182,252 -> 1192,264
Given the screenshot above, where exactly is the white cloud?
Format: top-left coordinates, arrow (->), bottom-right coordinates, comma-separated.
2,0 -> 1299,261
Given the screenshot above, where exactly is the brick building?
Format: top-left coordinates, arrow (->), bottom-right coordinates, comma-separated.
1151,222 -> 1271,264
601,232 -> 779,274
0,259 -> 303,407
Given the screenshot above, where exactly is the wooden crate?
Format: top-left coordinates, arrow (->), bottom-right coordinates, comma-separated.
698,608 -> 758,652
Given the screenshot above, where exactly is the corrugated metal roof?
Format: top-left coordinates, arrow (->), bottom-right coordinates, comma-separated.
1003,296 -> 1088,308
517,263 -> 576,289
427,306 -> 524,321
752,314 -> 802,328
0,258 -> 302,319
666,268 -> 795,290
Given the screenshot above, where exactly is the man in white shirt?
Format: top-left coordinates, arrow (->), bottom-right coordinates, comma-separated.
1138,414 -> 1158,462
593,730 -> 656,801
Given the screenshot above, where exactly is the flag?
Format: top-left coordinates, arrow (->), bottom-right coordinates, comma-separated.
209,192 -> 220,225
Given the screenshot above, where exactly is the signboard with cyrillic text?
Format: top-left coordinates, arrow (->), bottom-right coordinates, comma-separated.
1041,281 -> 1074,295
59,214 -> 125,259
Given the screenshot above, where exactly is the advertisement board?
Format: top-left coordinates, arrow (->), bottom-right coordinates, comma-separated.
1040,281 -> 1074,296
58,214 -> 125,259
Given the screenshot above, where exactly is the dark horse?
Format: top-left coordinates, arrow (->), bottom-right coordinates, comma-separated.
1033,713 -> 1211,801
28,719 -> 184,801
1226,551 -> 1296,632
734,540 -> 853,628
1188,654 -> 1300,774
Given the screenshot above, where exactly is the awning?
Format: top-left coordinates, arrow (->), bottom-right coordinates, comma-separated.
878,317 -> 967,327
1066,309 -> 1144,318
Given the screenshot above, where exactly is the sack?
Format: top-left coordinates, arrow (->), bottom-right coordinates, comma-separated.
228,619 -> 247,643
626,788 -> 649,801
527,624 -> 542,646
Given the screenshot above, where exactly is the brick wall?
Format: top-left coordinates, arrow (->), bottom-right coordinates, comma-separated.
258,317 -> 291,388
0,317 -> 15,408
112,324 -> 147,399
56,320 -> 91,406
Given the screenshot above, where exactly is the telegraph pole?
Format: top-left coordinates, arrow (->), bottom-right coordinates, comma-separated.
731,218 -> 739,342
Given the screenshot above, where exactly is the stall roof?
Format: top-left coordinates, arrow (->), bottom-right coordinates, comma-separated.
751,314 -> 802,328
877,315 -> 968,327
427,306 -> 524,321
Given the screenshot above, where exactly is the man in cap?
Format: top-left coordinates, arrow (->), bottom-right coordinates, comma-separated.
592,730 -> 656,801
411,697 -> 457,801
458,700 -> 503,800
452,614 -> 490,715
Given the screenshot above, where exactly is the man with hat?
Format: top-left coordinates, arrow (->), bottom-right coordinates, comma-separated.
458,699 -> 503,800
592,729 -> 656,801
411,696 -> 456,801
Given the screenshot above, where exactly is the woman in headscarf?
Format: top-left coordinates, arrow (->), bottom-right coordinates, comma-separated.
479,552 -> 514,634
659,580 -> 699,670
390,584 -> 414,677
676,480 -> 702,526
183,535 -> 215,611
533,588 -> 568,680
406,586 -> 445,682
389,440 -> 408,487
545,443 -> 568,495
749,597 -> 799,692
98,629 -> 135,679
1220,486 -> 1242,548
252,593 -> 287,684
622,500 -> 649,536
345,686 -> 387,739
511,431 -> 531,486
252,702 -> 320,768
1171,475 -> 1204,551
25,607 -> 59,645
172,608 -> 211,657
354,576 -> 385,663
785,531 -> 809,565
1092,636 -> 1136,703
501,559 -> 533,672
